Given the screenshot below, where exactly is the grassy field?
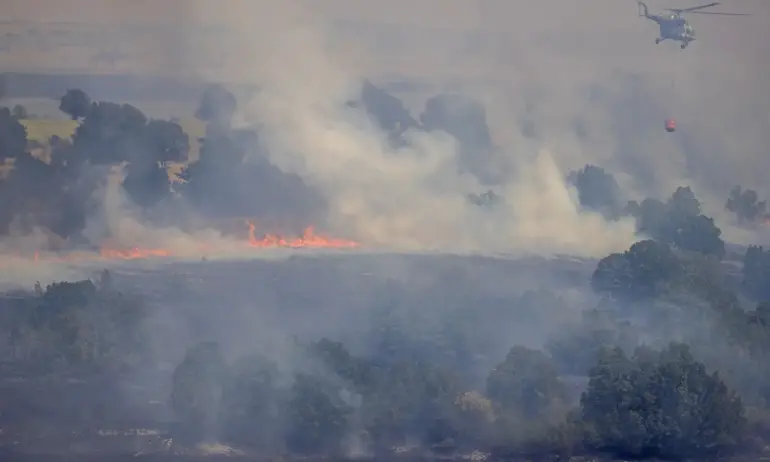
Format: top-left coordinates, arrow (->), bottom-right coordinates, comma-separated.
20,118 -> 78,143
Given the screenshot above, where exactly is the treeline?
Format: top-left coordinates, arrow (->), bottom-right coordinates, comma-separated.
160,180 -> 770,459
0,271 -> 751,459
0,80 -> 503,247
168,335 -> 746,459
569,164 -> 768,233
0,84 -> 323,241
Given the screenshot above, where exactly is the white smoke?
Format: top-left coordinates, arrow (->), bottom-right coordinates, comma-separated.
192,0 -> 638,258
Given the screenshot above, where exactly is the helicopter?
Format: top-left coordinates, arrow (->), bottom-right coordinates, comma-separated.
637,1 -> 750,49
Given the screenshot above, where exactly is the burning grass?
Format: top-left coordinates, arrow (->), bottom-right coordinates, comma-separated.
1,220 -> 361,266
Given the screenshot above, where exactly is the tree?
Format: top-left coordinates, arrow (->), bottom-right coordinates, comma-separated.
195,84 -> 237,127
72,101 -> 146,164
122,161 -> 172,208
580,343 -> 746,459
220,354 -> 284,450
487,346 -> 567,421
546,309 -> 639,376
360,358 -> 460,449
420,92 -> 500,184
11,104 -> 28,119
0,106 -> 28,159
591,240 -> 681,300
667,186 -> 700,218
309,338 -> 370,389
143,119 -> 190,164
11,278 -> 149,372
451,391 -> 496,447
421,93 -> 494,153
285,372 -> 352,455
357,79 -> 419,137
726,185 -> 766,224
467,190 -> 503,207
671,214 -> 725,260
59,89 -> 91,120
627,187 -> 726,259
567,165 -> 623,219
630,197 -> 669,239
170,342 -> 228,444
178,128 -> 323,224
742,245 -> 770,301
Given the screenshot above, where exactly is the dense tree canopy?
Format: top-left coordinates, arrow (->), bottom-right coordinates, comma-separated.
624,186 -> 726,259
581,343 -> 745,459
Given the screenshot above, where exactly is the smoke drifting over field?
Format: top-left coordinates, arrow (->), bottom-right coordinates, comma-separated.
2,0 -> 769,266
175,0 -> 770,255
168,0 -> 641,257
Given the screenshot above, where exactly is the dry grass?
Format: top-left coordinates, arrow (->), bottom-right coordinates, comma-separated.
175,118 -> 206,162
21,119 -> 79,144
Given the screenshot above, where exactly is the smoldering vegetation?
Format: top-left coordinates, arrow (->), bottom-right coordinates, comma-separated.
5,228 -> 770,460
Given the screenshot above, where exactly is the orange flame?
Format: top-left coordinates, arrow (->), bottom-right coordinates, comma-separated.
246,221 -> 359,249
4,222 -> 361,264
99,247 -> 173,260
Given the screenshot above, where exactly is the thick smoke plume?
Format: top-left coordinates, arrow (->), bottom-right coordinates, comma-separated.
180,0 -> 638,257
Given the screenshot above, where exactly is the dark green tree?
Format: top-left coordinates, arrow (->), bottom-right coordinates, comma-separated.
195,84 -> 237,127
546,309 -> 639,376
285,372 -> 352,455
59,89 -> 91,120
420,92 -> 500,184
581,343 -> 746,459
742,245 -> 770,301
0,106 -> 28,159
727,185 -> 766,224
361,359 -> 460,449
671,214 -> 726,260
170,341 -> 228,444
122,161 -> 172,208
355,79 -> 419,140
220,354 -> 284,450
591,240 -> 681,300
627,187 -> 725,259
667,186 -> 700,218
487,346 -> 567,420
11,104 -> 28,119
567,165 -> 623,219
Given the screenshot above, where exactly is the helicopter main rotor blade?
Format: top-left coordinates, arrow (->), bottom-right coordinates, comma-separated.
667,2 -> 719,13
688,11 -> 751,15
